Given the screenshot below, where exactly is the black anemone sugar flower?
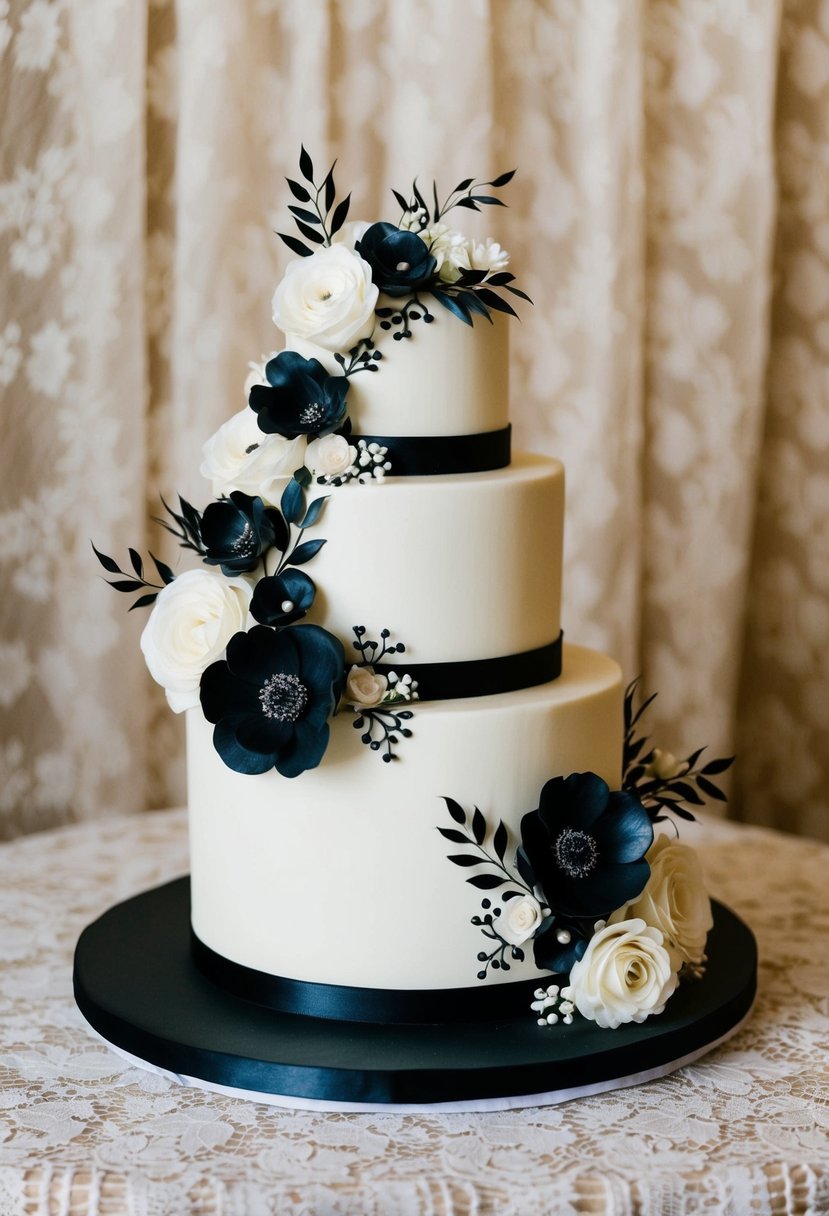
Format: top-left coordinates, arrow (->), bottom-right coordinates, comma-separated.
517,773 -> 654,921
248,351 -> 349,438
250,568 -> 316,628
201,492 -> 287,576
200,624 -> 345,778
355,223 -> 437,296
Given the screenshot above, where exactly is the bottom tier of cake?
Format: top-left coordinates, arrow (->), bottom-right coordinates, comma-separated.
187,644 -> 622,1008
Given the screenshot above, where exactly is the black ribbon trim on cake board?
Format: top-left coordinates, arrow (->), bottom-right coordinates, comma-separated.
376,634 -> 562,702
73,880 -> 759,1106
352,424 -> 511,476
190,929 -> 542,1024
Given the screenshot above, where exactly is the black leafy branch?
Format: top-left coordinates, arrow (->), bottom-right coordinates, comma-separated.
622,678 -> 735,825
154,495 -> 206,556
438,797 -> 537,981
392,170 -> 517,228
271,474 -> 328,575
278,146 -> 351,257
430,268 -> 532,327
91,543 -> 174,611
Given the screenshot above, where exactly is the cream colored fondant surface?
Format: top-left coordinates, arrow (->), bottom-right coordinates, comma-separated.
188,645 -> 622,992
285,453 -> 564,664
290,299 -> 509,437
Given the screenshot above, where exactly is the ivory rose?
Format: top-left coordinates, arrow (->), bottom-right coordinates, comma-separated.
499,895 -> 543,946
345,665 -> 387,708
200,407 -> 305,505
610,837 -> 713,968
306,434 -> 356,479
140,569 -> 252,713
565,918 -> 679,1029
272,245 -> 378,351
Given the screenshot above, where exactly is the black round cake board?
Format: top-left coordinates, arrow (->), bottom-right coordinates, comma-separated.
73,878 -> 757,1111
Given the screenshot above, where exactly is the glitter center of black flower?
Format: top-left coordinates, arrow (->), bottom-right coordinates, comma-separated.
259,673 -> 309,722
554,828 -> 599,878
231,522 -> 257,556
300,402 -> 324,426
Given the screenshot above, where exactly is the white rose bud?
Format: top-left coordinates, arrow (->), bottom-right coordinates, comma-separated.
566,919 -> 679,1030
272,245 -> 379,352
499,896 -> 543,946
345,664 -> 388,708
139,569 -> 252,713
609,837 -> 713,968
306,434 -> 356,479
200,407 -> 306,506
646,748 -> 685,780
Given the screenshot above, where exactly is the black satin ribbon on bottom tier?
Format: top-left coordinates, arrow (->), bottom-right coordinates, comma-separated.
191,929 -> 541,1024
380,633 -> 562,702
351,424 -> 511,476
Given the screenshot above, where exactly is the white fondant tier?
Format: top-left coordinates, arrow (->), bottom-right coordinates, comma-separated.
188,644 -> 623,993
290,297 -> 509,437
279,453 -> 564,665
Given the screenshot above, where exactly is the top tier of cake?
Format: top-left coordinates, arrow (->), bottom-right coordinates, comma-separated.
289,295 -> 510,441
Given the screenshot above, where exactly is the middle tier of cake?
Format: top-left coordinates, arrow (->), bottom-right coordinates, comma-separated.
291,452 -> 564,665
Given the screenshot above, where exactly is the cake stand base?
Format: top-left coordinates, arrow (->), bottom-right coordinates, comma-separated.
73,878 -> 757,1113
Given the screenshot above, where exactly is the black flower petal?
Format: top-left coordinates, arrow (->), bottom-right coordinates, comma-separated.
200,623 -> 345,778
356,223 -> 437,296
249,351 -> 349,438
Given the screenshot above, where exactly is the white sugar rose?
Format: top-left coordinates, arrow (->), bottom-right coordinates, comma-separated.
345,665 -> 388,708
566,919 -> 679,1029
500,895 -> 543,946
421,223 -> 470,283
468,237 -> 510,275
306,433 -> 356,479
200,407 -> 306,505
272,245 -> 378,351
610,837 -> 713,968
140,569 -> 252,713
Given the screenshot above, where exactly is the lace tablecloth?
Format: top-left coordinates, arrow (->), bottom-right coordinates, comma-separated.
1,809 -> 828,1216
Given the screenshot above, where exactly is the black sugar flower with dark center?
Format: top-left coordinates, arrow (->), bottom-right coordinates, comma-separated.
201,491 -> 288,576
200,624 -> 345,778
518,772 -> 654,922
249,351 -> 349,438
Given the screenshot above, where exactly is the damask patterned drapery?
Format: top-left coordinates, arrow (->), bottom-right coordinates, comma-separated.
1,0 -> 826,840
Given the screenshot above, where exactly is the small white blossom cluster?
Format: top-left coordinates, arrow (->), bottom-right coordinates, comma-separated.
531,983 -> 575,1027
351,440 -> 391,484
382,670 -> 418,704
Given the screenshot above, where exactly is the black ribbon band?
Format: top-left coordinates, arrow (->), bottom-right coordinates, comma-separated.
191,929 -> 540,1024
352,424 -> 511,476
375,634 -> 562,702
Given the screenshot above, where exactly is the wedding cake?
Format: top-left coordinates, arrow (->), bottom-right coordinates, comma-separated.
93,152 -> 740,1046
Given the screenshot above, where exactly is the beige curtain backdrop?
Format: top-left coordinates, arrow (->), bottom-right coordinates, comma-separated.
0,0 -> 826,841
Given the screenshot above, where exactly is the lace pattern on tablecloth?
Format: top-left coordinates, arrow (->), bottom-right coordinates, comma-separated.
1,810 -> 828,1216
